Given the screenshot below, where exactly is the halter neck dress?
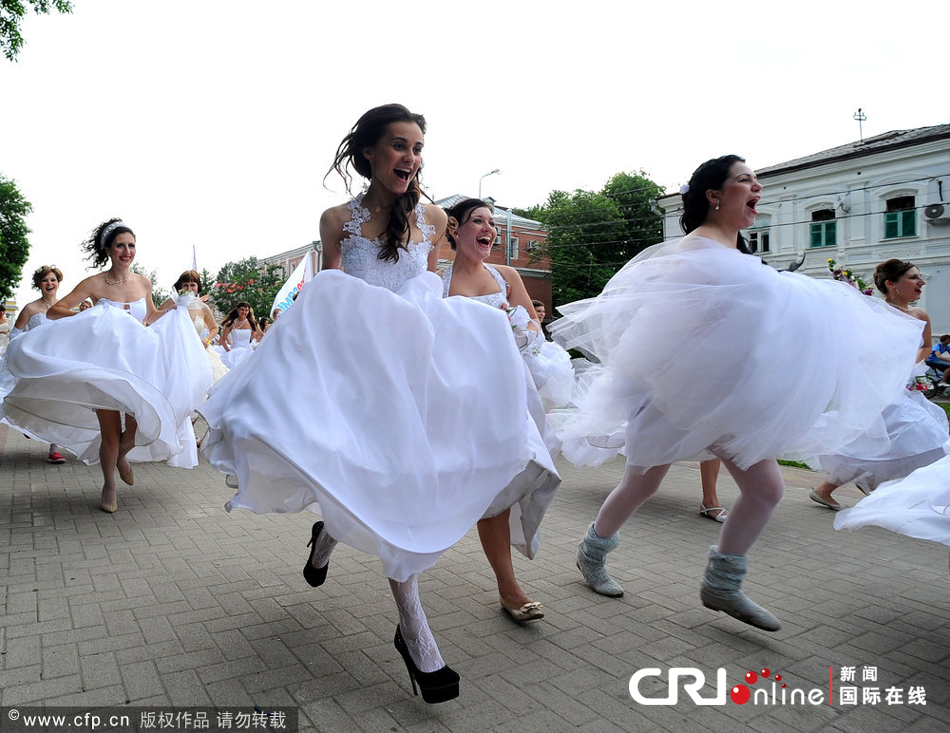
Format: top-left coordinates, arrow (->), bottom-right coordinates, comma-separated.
199,194 -> 545,581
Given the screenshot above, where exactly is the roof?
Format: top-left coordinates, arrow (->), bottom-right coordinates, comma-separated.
436,194 -> 544,229
756,122 -> 950,178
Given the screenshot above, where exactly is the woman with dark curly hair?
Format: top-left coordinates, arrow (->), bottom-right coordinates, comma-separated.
2,219 -> 211,513
552,155 -> 924,632
200,104 -> 541,704
215,301 -> 262,369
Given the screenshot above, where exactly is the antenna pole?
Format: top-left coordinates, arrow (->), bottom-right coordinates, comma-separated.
853,107 -> 866,143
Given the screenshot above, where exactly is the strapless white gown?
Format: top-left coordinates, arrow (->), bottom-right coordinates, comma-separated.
2,294 -> 211,467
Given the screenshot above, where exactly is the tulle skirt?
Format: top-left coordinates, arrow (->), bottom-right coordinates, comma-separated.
835,454 -> 950,546
200,270 -> 555,582
549,236 -> 924,472
523,339 -> 575,410
1,301 -> 211,467
808,388 -> 949,490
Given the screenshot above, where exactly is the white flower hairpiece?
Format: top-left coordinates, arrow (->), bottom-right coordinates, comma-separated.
679,184 -> 690,195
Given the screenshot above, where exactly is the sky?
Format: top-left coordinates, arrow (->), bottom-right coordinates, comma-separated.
2,0 -> 947,308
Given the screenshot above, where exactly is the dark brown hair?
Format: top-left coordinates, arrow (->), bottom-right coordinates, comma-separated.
326,104 -> 427,263
874,259 -> 916,295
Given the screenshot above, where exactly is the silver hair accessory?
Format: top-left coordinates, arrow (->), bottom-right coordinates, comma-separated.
679,184 -> 690,195
99,220 -> 128,247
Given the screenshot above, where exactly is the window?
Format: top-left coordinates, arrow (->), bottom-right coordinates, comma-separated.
508,237 -> 520,261
809,209 -> 836,248
748,230 -> 770,253
527,239 -> 539,251
884,196 -> 916,239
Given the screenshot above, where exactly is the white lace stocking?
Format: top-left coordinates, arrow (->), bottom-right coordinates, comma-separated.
389,576 -> 444,673
310,527 -> 337,569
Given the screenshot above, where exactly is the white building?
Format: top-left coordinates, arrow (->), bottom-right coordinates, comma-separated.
657,123 -> 950,333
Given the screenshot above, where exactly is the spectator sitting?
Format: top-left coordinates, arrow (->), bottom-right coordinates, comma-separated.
925,334 -> 950,387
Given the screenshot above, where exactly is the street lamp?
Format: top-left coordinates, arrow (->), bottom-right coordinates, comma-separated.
479,168 -> 501,199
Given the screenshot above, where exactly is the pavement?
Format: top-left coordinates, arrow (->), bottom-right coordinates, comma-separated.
1,422 -> 949,732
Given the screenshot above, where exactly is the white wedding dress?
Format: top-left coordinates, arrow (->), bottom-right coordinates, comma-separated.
550,236 -> 925,472
200,194 -> 546,581
2,295 -> 211,467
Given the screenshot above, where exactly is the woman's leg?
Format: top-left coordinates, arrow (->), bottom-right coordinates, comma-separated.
716,457 -> 785,555
578,463 -> 670,596
809,479 -> 844,509
389,575 -> 445,673
115,414 -> 137,485
699,458 -> 726,520
477,510 -> 539,617
700,457 -> 784,631
96,409 -> 122,512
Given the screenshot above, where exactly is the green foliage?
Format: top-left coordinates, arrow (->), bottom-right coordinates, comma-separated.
1,0 -> 73,61
209,257 -> 285,321
131,263 -> 170,308
0,173 -> 33,301
533,170 -> 664,305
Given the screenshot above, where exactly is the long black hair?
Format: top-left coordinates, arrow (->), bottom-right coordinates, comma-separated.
81,218 -> 135,269
326,103 -> 428,263
680,155 -> 752,254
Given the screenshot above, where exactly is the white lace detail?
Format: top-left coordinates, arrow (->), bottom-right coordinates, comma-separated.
26,313 -> 50,331
441,263 -> 508,308
340,192 -> 434,293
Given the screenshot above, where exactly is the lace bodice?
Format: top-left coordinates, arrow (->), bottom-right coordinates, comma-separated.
26,312 -> 50,331
99,297 -> 148,323
340,193 -> 434,292
441,263 -> 508,309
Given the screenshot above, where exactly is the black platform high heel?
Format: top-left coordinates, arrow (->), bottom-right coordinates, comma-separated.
303,521 -> 329,587
393,625 -> 459,704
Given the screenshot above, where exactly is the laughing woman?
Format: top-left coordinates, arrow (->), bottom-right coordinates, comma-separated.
441,197 -> 560,623
200,104 -> 541,703
2,219 -> 211,512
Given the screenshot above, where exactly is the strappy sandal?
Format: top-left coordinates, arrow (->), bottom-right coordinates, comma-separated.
699,504 -> 728,523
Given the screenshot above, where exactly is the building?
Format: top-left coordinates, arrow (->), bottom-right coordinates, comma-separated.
437,195 -> 552,315
657,123 -> 950,333
258,242 -> 322,282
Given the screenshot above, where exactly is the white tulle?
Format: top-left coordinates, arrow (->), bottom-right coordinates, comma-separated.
549,236 -> 924,472
200,270 -> 544,582
835,454 -> 950,546
215,329 -> 255,370
1,295 -> 211,467
808,386 -> 949,490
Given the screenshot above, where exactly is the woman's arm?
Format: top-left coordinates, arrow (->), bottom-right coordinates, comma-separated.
425,204 -> 447,273
319,206 -> 345,271
915,309 -> 933,363
219,324 -> 232,351
496,264 -> 541,333
48,276 -> 98,320
201,305 -> 219,346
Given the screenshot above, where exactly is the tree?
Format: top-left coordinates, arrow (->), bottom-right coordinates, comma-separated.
533,170 -> 664,305
1,0 -> 73,61
131,263 -> 169,308
209,257 -> 285,321
0,173 -> 33,301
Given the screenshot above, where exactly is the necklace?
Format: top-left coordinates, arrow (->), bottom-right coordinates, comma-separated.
234,318 -> 248,327
105,273 -> 128,286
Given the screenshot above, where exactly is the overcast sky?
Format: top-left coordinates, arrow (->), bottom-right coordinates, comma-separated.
2,0 -> 947,307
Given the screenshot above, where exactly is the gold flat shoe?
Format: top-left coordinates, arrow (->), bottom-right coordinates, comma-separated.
501,599 -> 544,623
118,463 -> 134,486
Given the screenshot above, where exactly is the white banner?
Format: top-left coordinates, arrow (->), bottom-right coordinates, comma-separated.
270,254 -> 314,317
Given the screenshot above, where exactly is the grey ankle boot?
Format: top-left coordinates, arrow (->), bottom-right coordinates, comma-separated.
577,523 -> 624,597
700,547 -> 781,631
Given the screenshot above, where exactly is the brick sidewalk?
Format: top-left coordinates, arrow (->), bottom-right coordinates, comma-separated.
1,424 -> 948,731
